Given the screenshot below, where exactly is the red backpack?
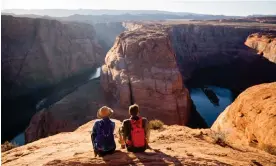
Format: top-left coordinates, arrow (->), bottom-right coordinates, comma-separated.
130,117 -> 145,147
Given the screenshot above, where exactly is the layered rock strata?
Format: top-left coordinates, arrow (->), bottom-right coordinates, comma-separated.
101,27 -> 191,125
2,15 -> 104,97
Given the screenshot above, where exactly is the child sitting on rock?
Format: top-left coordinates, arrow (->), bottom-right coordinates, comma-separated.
118,104 -> 150,152
91,106 -> 116,157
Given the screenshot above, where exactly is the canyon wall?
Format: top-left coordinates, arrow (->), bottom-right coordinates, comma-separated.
170,24 -> 276,91
1,15 -> 104,97
245,32 -> 276,63
170,24 -> 264,79
212,82 -> 276,155
1,15 -> 104,142
101,27 -> 191,125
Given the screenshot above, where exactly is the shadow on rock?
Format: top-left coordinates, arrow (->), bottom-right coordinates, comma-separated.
101,149 -> 182,166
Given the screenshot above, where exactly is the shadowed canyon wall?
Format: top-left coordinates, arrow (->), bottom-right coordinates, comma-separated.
170,24 -> 276,92
2,15 -> 104,97
1,15 -> 104,142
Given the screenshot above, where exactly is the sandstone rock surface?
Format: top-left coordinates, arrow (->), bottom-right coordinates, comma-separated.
245,32 -> 276,63
3,119 -> 276,166
101,27 -> 191,125
1,15 -> 104,97
212,82 -> 276,154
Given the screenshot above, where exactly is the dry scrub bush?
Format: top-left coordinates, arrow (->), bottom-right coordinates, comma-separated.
149,119 -> 164,130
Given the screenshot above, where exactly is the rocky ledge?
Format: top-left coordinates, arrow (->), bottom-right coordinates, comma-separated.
245,32 -> 276,63
3,119 -> 276,166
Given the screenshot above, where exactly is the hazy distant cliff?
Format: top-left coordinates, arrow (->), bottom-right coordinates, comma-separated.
1,15 -> 104,97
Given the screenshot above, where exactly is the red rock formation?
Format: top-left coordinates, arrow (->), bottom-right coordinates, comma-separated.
101,27 -> 191,125
3,119 -> 276,166
212,82 -> 276,155
245,33 -> 276,63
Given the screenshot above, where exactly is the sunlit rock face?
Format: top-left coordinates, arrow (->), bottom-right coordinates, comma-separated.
245,32 -> 276,63
101,27 -> 191,125
212,82 -> 276,155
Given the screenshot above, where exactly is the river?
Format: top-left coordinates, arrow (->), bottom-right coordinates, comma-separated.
190,86 -> 233,127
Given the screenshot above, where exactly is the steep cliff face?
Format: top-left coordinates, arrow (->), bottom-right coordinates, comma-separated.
1,15 -> 104,142
1,15 -> 104,97
101,27 -> 191,125
245,33 -> 276,63
170,24 -> 276,91
212,82 -> 276,155
170,24 -> 265,79
3,119 -> 276,166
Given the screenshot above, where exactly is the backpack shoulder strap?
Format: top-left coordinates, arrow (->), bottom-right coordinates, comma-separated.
131,117 -> 143,129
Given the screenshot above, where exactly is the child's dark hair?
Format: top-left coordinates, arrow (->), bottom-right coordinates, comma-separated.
129,104 -> 139,116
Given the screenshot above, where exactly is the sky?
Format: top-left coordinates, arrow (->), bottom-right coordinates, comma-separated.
1,0 -> 276,16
